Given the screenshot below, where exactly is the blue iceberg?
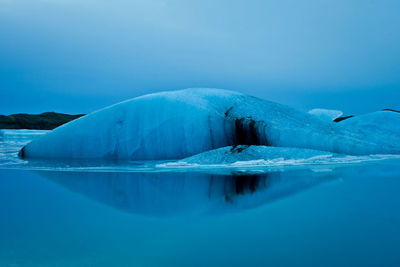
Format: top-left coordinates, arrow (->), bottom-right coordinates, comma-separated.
20,88 -> 400,160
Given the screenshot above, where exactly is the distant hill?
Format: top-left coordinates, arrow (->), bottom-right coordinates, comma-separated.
0,112 -> 85,130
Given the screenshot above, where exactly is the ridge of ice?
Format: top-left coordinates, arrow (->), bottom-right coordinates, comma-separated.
157,145 -> 400,169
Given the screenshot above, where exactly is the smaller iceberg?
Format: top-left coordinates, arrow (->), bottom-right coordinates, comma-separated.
338,110 -> 400,136
308,108 -> 343,122
336,110 -> 400,150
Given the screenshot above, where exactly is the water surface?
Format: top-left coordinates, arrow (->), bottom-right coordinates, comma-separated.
1,130 -> 400,266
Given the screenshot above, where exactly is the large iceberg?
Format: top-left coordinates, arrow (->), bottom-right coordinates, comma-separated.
20,88 -> 400,160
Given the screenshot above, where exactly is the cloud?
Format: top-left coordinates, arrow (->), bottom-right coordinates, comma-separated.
0,0 -> 399,114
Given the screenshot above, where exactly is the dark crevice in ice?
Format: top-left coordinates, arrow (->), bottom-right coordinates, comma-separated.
225,107 -> 270,147
208,115 -> 216,149
382,108 -> 400,114
18,146 -> 25,159
333,115 -> 354,123
234,117 -> 270,146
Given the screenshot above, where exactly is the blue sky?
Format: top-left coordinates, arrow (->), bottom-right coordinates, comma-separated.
1,0 -> 399,115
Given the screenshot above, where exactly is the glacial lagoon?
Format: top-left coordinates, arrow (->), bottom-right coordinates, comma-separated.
1,130 -> 400,266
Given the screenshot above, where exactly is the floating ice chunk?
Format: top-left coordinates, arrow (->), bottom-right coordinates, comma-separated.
308,108 -> 343,122
181,145 -> 336,165
0,129 -> 48,141
159,145 -> 400,169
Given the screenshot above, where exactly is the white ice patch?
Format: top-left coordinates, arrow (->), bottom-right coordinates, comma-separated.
308,108 -> 343,122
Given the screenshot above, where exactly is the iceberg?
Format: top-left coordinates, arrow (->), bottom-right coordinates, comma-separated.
20,88 -> 400,160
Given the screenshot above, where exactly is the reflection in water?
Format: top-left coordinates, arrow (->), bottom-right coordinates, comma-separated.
36,169 -> 335,217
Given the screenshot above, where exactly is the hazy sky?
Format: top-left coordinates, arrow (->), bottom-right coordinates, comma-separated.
1,0 -> 399,115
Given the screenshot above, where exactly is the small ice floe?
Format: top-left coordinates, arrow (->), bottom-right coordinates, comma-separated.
308,108 -> 343,122
156,145 -> 400,170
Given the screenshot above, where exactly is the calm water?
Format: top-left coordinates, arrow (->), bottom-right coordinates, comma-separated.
1,130 -> 400,266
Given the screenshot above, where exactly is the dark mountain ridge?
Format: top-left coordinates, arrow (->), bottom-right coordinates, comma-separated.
0,112 -> 85,130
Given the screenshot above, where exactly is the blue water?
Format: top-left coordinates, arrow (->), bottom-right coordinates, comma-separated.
1,130 -> 400,266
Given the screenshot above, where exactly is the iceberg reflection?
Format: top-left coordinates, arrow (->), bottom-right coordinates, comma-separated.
36,169 -> 336,218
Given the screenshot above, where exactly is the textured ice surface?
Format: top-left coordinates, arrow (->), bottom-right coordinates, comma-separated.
21,88 -> 400,160
158,145 -> 400,169
182,145 -> 337,164
335,110 -> 400,157
308,108 -> 343,122
338,110 -> 400,140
